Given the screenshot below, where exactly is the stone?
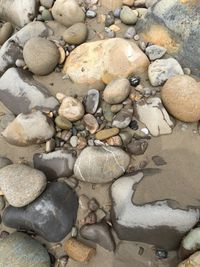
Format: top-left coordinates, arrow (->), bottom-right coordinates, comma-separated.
52,0 -> 85,27
3,182 -> 78,242
148,58 -> 184,86
111,104 -> 123,113
100,0 -> 123,10
55,116 -> 72,130
127,140 -> 148,155
2,111 -> 55,146
42,9 -> 53,21
112,105 -> 133,129
0,232 -> 50,267
106,135 -> 122,146
135,97 -> 173,136
120,6 -> 138,25
86,10 -> 97,18
124,26 -> 136,39
84,211 -> 97,225
40,0 -> 54,8
80,223 -> 115,251
88,198 -> 99,211
111,173 -> 200,250
45,139 -> 55,153
105,11 -> 115,27
145,45 -> 167,60
123,0 -> 135,6
0,164 -> 46,207
0,21 -> 50,75
161,75 -> 200,122
95,128 -> 119,140
63,38 -> 150,88
62,23 -> 88,45
15,59 -> 26,68
64,238 -> 96,262
33,150 -> 76,180
59,97 -> 85,122
145,0 -> 158,8
23,37 -> 59,76
70,136 -> 78,147
114,7 -> 121,18
178,251 -> 200,267
103,78 -> 130,104
0,0 -> 37,27
85,89 -> 99,114
137,0 -> 200,77
0,157 -> 12,169
0,22 -> 13,45
74,146 -> 130,183
0,68 -> 58,115
83,114 -> 99,134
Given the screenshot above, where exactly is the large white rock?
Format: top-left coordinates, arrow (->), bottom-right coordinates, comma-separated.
63,38 -> 150,88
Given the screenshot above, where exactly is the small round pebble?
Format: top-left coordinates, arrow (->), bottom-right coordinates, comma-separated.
86,10 -> 97,18
15,59 -> 26,68
70,136 -> 78,147
129,76 -> 140,86
88,198 -> 99,211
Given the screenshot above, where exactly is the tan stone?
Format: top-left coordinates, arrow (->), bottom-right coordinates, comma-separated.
63,38 -> 149,88
83,114 -> 99,134
161,75 -> 200,122
95,128 -> 119,140
100,0 -> 122,10
123,0 -> 135,6
178,251 -> 200,267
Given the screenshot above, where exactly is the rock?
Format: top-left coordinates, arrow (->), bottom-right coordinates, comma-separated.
0,68 -> 58,115
86,10 -> 97,18
0,164 -> 46,207
62,23 -> 88,45
112,105 -> 133,129
0,22 -> 13,45
0,0 -> 37,27
84,211 -> 97,225
102,102 -> 114,122
80,223 -> 115,251
95,128 -> 119,140
105,11 -> 115,27
180,227 -> 200,259
70,136 -> 78,147
127,140 -> 148,155
15,59 -> 26,68
3,182 -> 78,242
83,114 -> 99,134
114,7 -> 121,18
85,89 -> 99,114
42,9 -> 53,21
88,198 -> 99,211
63,38 -> 150,88
40,0 -> 54,8
148,58 -> 184,86
161,75 -> 200,122
111,104 -> 123,113
145,0 -> 158,8
74,146 -> 130,183
145,45 -> 167,60
2,111 -> 55,146
124,26 -> 136,39
45,139 -> 55,153
106,135 -> 122,146
120,6 -> 138,25
33,150 -> 76,180
55,116 -> 72,130
59,97 -> 85,122
52,0 -> 85,27
0,157 -> 12,169
0,232 -> 50,267
111,173 -> 200,250
178,251 -> 200,267
64,238 -> 96,262
103,78 -> 130,104
135,97 -> 173,136
100,0 -> 123,10
137,0 -> 200,77
23,37 -> 59,76
123,0 -> 135,6
0,21 -> 50,75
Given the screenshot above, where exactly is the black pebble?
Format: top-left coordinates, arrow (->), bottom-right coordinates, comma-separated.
129,120 -> 139,130
155,248 -> 168,259
129,76 -> 140,87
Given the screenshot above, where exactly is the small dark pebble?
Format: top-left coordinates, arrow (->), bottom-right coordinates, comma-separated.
72,127 -> 77,136
152,156 -> 167,166
155,248 -> 168,259
138,246 -> 144,255
0,231 -> 10,239
129,120 -> 139,130
105,11 -> 115,27
88,198 -> 99,212
49,253 -> 56,265
129,76 -> 140,87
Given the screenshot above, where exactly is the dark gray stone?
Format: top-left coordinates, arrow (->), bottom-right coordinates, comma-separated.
127,140 -> 148,155
2,182 -> 78,242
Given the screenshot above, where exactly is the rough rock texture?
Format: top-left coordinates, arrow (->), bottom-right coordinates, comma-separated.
63,38 -> 150,88
33,150 -> 76,180
137,0 -> 200,76
0,232 -> 51,267
111,173 -> 200,250
2,111 -> 55,146
3,182 -> 78,242
135,97 -> 173,136
0,164 -> 46,207
0,0 -> 38,27
74,146 -> 130,183
0,68 -> 58,115
161,75 -> 200,122
52,0 -> 85,27
178,251 -> 200,267
0,21 -> 50,75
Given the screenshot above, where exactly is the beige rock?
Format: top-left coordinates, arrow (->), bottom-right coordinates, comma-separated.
52,0 -> 85,27
83,114 -> 99,134
123,0 -> 135,6
95,128 -> 119,140
0,22 -> 13,45
120,6 -> 138,25
103,78 -> 130,104
62,23 -> 88,45
178,251 -> 200,267
63,38 -> 149,88
161,75 -> 200,122
100,0 -> 123,10
106,135 -> 122,146
58,97 -> 85,122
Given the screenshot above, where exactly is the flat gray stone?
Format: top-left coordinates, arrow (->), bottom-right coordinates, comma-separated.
145,44 -> 167,60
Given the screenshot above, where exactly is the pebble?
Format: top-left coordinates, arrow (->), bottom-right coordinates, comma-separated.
0,196 -> 5,210
86,10 -> 97,18
71,226 -> 78,237
15,59 -> 25,68
105,11 -> 115,27
88,198 -> 99,211
161,75 -> 200,122
134,34 -> 140,41
45,138 -> 56,153
85,89 -> 99,114
183,67 -> 191,75
134,0 -> 146,7
40,0 -> 54,8
0,231 -> 9,239
0,22 -> 13,45
148,58 -> 184,86
70,136 -> 78,147
42,9 -> 53,21
119,130 -> 132,145
129,120 -> 139,130
103,78 -> 130,104
0,232 -> 50,267
0,157 -> 12,169
145,44 -> 167,60
106,135 -> 122,146
114,7 -> 121,18
23,37 -> 60,75
61,130 -> 72,142
83,114 -> 99,134
80,223 -> 115,251
62,23 -> 88,45
139,41 -> 147,51
0,164 -> 46,207
55,116 -> 73,130
59,97 -> 85,122
120,6 -> 138,25
79,194 -> 90,210
127,140 -> 148,155
155,248 -> 168,259
111,104 -> 123,113
152,155 -> 167,166
84,211 -> 97,224
112,105 -> 133,129
129,76 -> 140,86
123,0 -> 135,6
102,102 -> 114,122
105,28 -> 116,38
124,26 -> 136,39
95,128 -> 119,140
77,136 -> 87,150
56,256 -> 68,267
